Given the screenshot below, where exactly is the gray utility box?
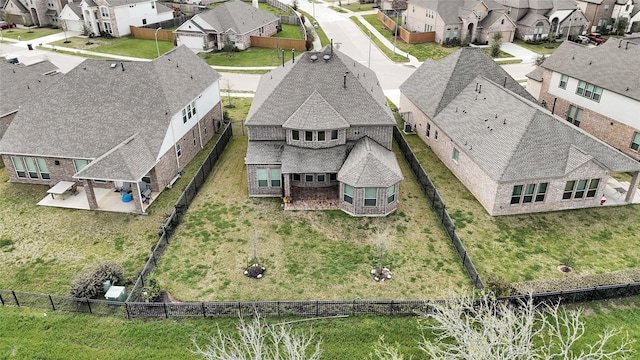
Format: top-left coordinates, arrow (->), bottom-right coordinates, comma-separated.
104,285 -> 127,302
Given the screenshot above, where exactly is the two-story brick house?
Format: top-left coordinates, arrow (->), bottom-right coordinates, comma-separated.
528,38 -> 640,165
245,47 -> 404,217
400,47 -> 640,216
577,0 -> 617,32
2,0 -> 68,27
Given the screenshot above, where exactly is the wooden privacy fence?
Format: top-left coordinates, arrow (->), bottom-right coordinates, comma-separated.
250,36 -> 307,51
130,26 -> 176,42
377,10 -> 435,44
393,127 -> 484,289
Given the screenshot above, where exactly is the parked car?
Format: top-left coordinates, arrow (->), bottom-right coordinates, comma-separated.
575,35 -> 590,44
586,33 -> 606,45
0,21 -> 17,29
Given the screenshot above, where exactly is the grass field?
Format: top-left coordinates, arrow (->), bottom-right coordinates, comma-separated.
2,295 -> 639,358
154,135 -> 469,301
350,16 -> 410,63
514,39 -> 562,55
273,23 -> 304,40
49,36 -> 175,59
0,27 -> 61,41
359,14 -> 459,61
399,131 -> 640,285
200,47 -> 304,67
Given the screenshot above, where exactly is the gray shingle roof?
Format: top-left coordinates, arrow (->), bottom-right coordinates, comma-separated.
84,0 -> 97,6
245,141 -> 285,164
0,61 -> 61,117
188,0 -> 278,34
431,76 -> 640,182
517,11 -> 548,26
400,47 -> 535,119
105,0 -> 150,6
409,0 -> 467,23
74,133 -> 156,181
282,90 -> 351,130
479,11 -> 506,27
246,47 -> 395,127
338,137 -> 404,187
526,65 -> 544,81
67,3 -> 83,18
0,46 -> 220,180
281,145 -> 347,173
541,40 -> 640,101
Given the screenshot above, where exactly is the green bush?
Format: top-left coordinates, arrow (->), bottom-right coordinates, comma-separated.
69,261 -> 125,299
486,274 -> 511,297
142,277 -> 162,302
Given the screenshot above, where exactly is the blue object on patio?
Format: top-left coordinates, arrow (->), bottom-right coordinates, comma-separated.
122,192 -> 132,202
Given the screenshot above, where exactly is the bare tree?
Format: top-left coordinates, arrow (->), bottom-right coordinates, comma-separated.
191,314 -> 322,360
371,226 -> 393,281
414,293 -> 634,360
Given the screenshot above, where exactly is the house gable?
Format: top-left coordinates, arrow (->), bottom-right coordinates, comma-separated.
338,137 -> 404,188
282,91 -> 350,131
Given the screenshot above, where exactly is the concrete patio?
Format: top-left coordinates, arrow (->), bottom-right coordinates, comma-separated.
38,186 -> 156,214
603,177 -> 640,206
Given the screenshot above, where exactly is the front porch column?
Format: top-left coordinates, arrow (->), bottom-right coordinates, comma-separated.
284,173 -> 291,198
130,182 -> 144,214
83,179 -> 98,210
625,171 -> 640,203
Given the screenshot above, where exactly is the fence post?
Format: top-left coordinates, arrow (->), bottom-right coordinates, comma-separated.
441,204 -> 446,224
12,291 -> 19,306
164,303 -> 169,319
202,302 -> 206,318
86,298 -> 92,314
125,302 -> 131,319
49,295 -> 55,311
0,293 -> 4,306
277,301 -> 281,318
315,301 -> 319,317
151,253 -> 157,267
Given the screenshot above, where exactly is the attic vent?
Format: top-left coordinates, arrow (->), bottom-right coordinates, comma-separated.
110,63 -> 117,68
323,54 -> 331,61
310,55 -> 318,62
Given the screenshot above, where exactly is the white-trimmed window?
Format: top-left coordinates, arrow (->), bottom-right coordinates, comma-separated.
104,22 -> 112,34
452,148 -> 459,163
330,173 -> 337,181
343,184 -> 353,204
182,109 -> 187,123
331,130 -> 338,140
100,6 -> 109,17
563,178 -> 599,199
292,130 -> 299,140
293,173 -> 301,181
11,156 -> 26,178
305,131 -> 313,141
535,182 -> 548,202
318,131 -> 325,141
364,187 -> 377,206
511,182 -> 548,204
73,159 -> 89,173
176,144 -> 182,158
270,168 -> 281,187
387,184 -> 396,204
305,174 -> 313,182
257,169 -> 268,187
567,105 -> 583,126
316,174 -> 324,182
559,74 -> 568,89
426,123 -> 430,138
576,80 -> 603,102
631,132 -> 640,151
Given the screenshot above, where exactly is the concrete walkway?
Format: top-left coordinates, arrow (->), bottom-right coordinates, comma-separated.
499,42 -> 540,63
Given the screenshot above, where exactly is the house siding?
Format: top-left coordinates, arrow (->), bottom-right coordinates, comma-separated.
538,69 -> 640,161
346,126 -> 393,149
339,183 -> 398,216
287,129 -> 346,148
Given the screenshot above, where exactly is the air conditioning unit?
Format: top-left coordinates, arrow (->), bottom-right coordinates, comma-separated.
403,122 -> 413,133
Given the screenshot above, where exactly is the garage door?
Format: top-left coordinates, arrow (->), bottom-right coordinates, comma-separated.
496,31 -> 513,42
178,34 -> 205,51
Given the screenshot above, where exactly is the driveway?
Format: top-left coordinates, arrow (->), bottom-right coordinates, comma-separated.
500,42 -> 540,63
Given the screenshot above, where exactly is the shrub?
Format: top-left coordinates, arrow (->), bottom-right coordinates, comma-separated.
142,276 -> 162,302
69,261 -> 125,299
485,274 -> 511,297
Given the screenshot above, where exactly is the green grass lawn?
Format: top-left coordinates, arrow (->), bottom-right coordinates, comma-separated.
36,46 -> 111,59
329,5 -> 348,13
398,131 -> 640,286
483,48 -> 514,58
359,14 -> 459,61
2,295 -> 639,358
0,27 -> 61,41
342,2 -> 379,12
199,47 -> 304,67
273,23 -> 304,40
350,16 -> 409,63
0,131 -> 223,295
258,2 -> 293,16
49,36 -> 175,59
514,39 -> 562,55
154,135 -> 469,301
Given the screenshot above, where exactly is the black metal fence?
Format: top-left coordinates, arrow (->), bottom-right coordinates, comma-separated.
393,127 -> 484,289
126,123 -> 233,302
5,281 -> 640,319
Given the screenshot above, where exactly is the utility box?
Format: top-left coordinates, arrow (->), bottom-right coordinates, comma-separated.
104,285 -> 126,302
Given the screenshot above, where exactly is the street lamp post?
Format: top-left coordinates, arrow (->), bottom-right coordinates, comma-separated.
155,27 -> 162,58
393,9 -> 398,54
368,30 -> 371,68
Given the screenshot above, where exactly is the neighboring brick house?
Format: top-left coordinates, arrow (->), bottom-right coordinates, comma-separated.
399,47 -> 640,216
2,0 -> 68,27
0,46 -> 223,214
244,47 -> 404,217
0,60 -> 61,140
577,0 -> 617,32
528,38 -> 640,164
78,0 -> 173,37
175,0 -> 279,51
494,0 -> 590,40
402,0 -> 516,44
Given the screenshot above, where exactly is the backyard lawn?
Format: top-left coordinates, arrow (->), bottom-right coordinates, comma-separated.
49,36 -> 175,59
154,135 -> 470,301
399,131 -> 640,286
0,132 -> 223,295
0,27 -> 61,41
273,23 -> 304,40
199,47 -> 304,67
359,14 -> 459,61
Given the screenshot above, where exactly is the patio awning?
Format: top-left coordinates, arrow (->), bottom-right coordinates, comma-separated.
74,133 -> 156,182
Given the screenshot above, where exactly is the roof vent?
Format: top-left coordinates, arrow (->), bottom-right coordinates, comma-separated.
323,54 -> 331,61
310,55 -> 318,62
110,63 -> 117,68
